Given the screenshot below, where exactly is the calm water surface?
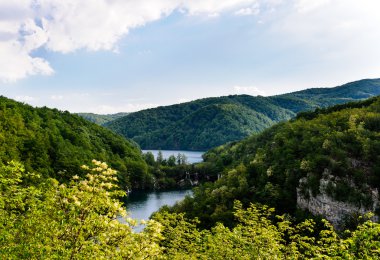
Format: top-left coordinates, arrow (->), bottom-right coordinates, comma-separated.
142,150 -> 204,163
120,189 -> 192,232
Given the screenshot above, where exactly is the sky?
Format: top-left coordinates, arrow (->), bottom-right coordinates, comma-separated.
0,0 -> 380,114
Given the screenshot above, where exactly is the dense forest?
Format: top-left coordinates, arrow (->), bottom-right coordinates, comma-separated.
1,93 -> 380,258
76,112 -> 129,125
165,96 -> 380,230
1,160 -> 379,258
105,79 -> 380,150
0,96 -> 207,191
0,96 -> 149,190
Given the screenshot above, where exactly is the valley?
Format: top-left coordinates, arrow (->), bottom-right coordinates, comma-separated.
1,80 -> 380,258
94,79 -> 380,150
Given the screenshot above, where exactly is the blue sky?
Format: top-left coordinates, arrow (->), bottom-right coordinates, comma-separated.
1,0 -> 380,113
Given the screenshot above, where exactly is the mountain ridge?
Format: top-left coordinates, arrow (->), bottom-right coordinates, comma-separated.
169,96 -> 380,229
104,78 -> 380,150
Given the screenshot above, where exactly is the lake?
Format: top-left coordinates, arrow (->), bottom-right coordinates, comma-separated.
142,150 -> 204,164
120,189 -> 192,232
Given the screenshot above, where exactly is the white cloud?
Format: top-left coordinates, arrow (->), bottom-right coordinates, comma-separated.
271,0 -> 380,79
295,0 -> 331,13
1,0 -> 380,83
15,95 -> 36,102
235,2 -> 260,16
235,7 -> 258,16
0,39 -> 53,82
50,95 -> 64,100
181,0 -> 258,16
233,85 -> 266,96
92,103 -> 159,114
0,0 -> 261,82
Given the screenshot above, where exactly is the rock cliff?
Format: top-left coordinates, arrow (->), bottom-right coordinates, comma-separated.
297,169 -> 379,228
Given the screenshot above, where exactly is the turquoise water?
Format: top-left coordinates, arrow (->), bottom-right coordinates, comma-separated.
120,189 -> 192,232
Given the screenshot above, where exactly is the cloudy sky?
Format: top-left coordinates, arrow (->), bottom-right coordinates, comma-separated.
0,0 -> 380,114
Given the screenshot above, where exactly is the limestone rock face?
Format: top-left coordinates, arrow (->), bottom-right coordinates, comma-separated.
297,169 -> 379,228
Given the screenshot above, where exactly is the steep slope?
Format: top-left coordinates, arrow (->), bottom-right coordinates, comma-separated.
136,103 -> 275,150
105,79 -> 380,150
170,97 -> 380,228
77,112 -> 129,125
0,96 -> 150,189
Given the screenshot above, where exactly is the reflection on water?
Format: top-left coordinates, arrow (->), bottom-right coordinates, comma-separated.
119,189 -> 192,232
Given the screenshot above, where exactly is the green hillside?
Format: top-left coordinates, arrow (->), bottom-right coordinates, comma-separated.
1,95 -> 380,259
0,96 -> 150,189
2,153 -> 380,259
77,112 -> 129,125
105,79 -> 380,150
168,96 -> 380,229
135,103 -> 276,150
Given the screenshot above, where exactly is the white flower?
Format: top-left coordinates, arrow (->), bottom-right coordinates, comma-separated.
100,162 -> 108,169
81,165 -> 89,170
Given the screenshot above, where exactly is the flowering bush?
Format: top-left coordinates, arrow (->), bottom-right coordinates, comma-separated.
0,160 -> 163,259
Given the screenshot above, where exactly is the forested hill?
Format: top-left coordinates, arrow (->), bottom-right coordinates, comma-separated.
169,96 -> 380,229
77,112 -> 129,125
105,78 -> 380,150
2,96 -> 380,258
0,96 -> 150,189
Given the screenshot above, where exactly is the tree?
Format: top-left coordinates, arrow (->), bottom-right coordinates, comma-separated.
1,161 -> 380,259
176,153 -> 188,165
144,151 -> 156,166
181,154 -> 188,165
167,155 -> 176,166
0,160 -> 163,259
157,150 -> 164,165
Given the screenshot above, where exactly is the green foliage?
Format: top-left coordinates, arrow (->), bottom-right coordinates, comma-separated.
0,96 -> 149,189
1,162 -> 380,259
76,112 -> 129,125
0,161 -> 163,259
154,201 -> 380,259
105,79 -> 380,150
142,151 -> 201,190
171,96 -> 380,228
143,151 -> 156,166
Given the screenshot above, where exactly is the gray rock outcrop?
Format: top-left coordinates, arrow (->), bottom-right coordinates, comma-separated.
297,169 -> 379,228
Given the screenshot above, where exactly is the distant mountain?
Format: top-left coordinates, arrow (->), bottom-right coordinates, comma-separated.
77,112 -> 129,125
105,79 -> 380,150
170,96 -> 380,229
0,97 -> 149,189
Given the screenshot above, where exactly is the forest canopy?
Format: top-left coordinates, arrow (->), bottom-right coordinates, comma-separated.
1,161 -> 379,259
105,79 -> 380,150
167,96 -> 380,229
0,96 -> 150,190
